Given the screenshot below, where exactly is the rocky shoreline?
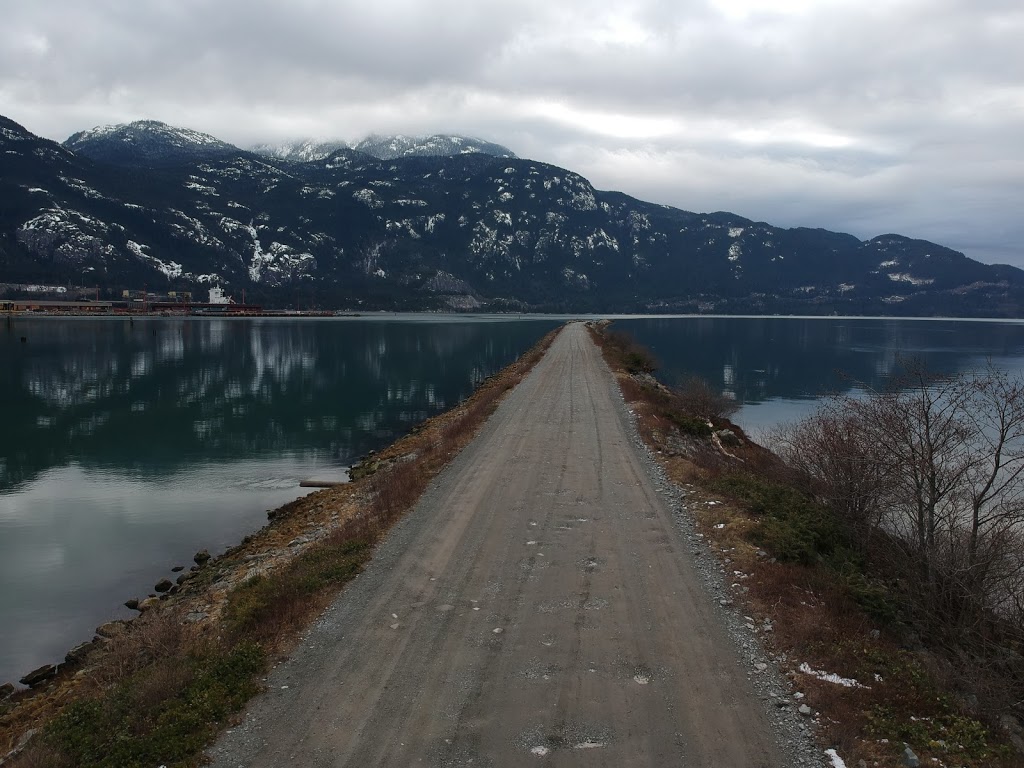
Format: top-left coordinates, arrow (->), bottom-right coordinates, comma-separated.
0,466 -> 364,759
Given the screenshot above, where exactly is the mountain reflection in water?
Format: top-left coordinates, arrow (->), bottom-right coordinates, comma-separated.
1,317 -> 559,491
616,316 -> 1024,434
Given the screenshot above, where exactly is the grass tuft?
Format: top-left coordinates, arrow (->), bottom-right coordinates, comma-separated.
665,410 -> 713,437
601,330 -> 659,374
225,538 -> 371,641
708,471 -> 845,565
28,643 -> 263,768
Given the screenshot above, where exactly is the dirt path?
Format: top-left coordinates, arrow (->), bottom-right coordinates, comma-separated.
208,323 -> 789,767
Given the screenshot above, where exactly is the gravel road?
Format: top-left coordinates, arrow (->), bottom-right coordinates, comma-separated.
208,322 -> 804,767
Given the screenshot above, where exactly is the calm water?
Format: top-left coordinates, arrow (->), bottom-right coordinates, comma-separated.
0,315 -> 559,684
616,317 -> 1024,435
5,315 -> 1024,686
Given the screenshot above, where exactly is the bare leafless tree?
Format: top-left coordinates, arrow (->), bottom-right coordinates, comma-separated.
771,401 -> 894,549
777,361 -> 1024,644
673,374 -> 739,422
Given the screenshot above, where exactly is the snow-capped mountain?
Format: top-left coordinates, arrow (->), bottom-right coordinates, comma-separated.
351,134 -> 516,161
249,139 -> 350,163
2,114 -> 1022,315
250,134 -> 517,164
63,120 -> 240,167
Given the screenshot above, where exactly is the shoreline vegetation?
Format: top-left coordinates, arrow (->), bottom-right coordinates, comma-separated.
589,320 -> 1024,767
0,327 -> 561,767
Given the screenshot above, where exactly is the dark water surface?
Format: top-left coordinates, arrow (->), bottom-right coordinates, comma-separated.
5,315 -> 1024,686
615,316 -> 1024,435
0,315 -> 559,684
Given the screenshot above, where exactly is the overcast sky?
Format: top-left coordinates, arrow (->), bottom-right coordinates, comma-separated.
3,0 -> 1022,265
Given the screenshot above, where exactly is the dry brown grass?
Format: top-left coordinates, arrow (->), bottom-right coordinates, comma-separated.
88,613 -> 193,690
0,613 -> 201,760
122,657 -> 197,717
616,373 -> 648,404
9,744 -> 75,768
685,479 -> 1024,767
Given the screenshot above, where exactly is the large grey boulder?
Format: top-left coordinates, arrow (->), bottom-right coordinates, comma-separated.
19,664 -> 56,687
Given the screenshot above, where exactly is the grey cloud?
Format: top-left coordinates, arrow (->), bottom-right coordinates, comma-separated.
1,0 -> 1021,266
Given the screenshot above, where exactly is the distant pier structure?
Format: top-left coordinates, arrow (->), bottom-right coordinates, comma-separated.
1,288 -> 261,315
1,299 -> 113,313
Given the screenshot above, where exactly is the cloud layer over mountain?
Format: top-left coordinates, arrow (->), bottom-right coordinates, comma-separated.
3,0 -> 1022,265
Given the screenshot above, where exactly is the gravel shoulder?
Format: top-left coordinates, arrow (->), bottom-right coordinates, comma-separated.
208,322 -> 816,767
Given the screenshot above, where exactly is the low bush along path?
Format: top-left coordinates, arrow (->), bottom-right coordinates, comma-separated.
208,322 -> 798,767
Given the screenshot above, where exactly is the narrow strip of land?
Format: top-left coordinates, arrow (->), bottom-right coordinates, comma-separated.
209,322 -> 786,767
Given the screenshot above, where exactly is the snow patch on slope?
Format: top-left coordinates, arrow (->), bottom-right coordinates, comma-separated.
887,273 -> 934,286
126,240 -> 182,279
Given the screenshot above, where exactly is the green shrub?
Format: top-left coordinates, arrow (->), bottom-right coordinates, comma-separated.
709,472 -> 844,564
622,349 -> 658,374
666,410 -> 713,437
603,331 -> 658,374
835,565 -> 897,622
43,643 -> 264,768
867,705 -> 1007,762
226,538 -> 369,637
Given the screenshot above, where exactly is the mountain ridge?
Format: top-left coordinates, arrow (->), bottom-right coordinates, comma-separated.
63,120 -> 239,167
248,134 -> 516,164
0,115 -> 1019,316
62,121 -> 517,168
350,134 -> 516,161
249,138 -> 350,164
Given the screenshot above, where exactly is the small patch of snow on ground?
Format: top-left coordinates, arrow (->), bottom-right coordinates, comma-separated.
799,662 -> 869,689
825,747 -> 846,767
